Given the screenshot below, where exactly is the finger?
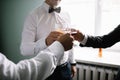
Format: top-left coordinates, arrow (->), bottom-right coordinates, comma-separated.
70,34 -> 74,40
51,31 -> 64,35
71,28 -> 77,32
65,33 -> 70,36
71,73 -> 74,78
51,37 -> 58,41
51,33 -> 63,38
71,72 -> 76,78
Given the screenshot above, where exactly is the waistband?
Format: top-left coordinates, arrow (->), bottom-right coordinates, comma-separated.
57,62 -> 68,68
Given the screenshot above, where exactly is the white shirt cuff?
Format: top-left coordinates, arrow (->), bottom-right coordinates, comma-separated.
35,37 -> 47,54
80,35 -> 88,45
47,41 -> 64,63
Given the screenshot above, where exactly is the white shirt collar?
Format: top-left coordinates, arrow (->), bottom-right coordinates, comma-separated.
43,2 -> 61,12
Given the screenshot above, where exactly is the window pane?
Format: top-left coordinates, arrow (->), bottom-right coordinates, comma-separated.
61,0 -> 120,51
61,0 -> 95,35
100,0 -> 120,34
100,0 -> 120,51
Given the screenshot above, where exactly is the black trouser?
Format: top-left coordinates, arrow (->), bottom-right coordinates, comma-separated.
45,62 -> 72,80
115,68 -> 120,80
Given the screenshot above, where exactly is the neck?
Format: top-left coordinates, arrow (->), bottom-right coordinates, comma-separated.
45,1 -> 58,8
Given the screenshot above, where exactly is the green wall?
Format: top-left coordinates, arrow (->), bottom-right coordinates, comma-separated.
1,0 -> 44,63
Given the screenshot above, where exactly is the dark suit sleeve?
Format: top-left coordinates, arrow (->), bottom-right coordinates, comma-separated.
80,25 -> 120,48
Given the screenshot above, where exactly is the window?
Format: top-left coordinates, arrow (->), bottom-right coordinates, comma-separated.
61,0 -> 120,51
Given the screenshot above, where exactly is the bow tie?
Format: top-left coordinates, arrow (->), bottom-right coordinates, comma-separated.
49,7 -> 61,13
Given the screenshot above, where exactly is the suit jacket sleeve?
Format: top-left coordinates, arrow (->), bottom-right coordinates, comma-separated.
80,24 -> 120,48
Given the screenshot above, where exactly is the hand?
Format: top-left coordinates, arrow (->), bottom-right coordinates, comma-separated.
46,31 -> 63,46
71,29 -> 84,42
71,65 -> 77,78
57,33 -> 73,51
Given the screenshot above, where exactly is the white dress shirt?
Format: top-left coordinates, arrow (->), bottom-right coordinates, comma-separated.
0,41 -> 64,80
20,2 -> 76,65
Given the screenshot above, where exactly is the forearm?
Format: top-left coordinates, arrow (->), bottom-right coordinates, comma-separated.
20,36 -> 47,56
0,53 -> 56,80
0,41 -> 65,80
80,25 -> 120,48
80,34 -> 119,48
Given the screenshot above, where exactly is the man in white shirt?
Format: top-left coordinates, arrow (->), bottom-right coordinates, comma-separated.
0,33 -> 73,80
20,0 -> 76,80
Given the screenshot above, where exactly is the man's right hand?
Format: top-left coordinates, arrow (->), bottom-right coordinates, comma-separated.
46,31 -> 63,46
57,33 -> 73,51
71,29 -> 84,42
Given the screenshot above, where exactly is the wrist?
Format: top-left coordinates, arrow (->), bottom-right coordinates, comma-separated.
71,63 -> 76,66
81,34 -> 85,41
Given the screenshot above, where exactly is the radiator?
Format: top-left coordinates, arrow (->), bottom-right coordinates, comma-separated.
74,64 -> 118,80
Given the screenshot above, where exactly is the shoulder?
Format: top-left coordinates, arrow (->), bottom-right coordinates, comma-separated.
60,7 -> 69,15
60,7 -> 71,22
25,5 -> 47,22
30,5 -> 43,16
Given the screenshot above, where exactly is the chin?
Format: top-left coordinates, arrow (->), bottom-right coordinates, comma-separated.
53,3 -> 59,6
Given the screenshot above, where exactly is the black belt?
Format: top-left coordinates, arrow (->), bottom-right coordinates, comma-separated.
57,62 -> 68,68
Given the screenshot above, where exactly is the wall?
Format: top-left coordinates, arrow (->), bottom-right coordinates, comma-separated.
1,0 -> 44,63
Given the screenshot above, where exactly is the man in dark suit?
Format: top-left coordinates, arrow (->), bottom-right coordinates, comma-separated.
72,24 -> 120,80
72,24 -> 120,48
